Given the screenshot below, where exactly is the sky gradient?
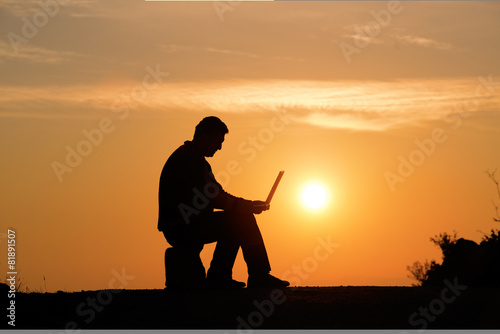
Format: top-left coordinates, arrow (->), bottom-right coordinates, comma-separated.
1,0 -> 500,292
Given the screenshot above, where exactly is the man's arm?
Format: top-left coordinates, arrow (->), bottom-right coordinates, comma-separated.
209,180 -> 269,214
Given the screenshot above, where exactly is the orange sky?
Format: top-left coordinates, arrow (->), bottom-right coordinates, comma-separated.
1,1 -> 500,292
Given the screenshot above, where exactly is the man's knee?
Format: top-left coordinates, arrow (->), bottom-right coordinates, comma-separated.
227,208 -> 256,220
162,231 -> 180,249
163,229 -> 203,253
240,211 -> 258,225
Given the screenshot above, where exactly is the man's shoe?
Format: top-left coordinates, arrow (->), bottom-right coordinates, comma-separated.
247,273 -> 290,288
205,277 -> 246,290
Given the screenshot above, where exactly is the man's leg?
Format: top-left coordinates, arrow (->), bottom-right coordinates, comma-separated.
198,210 -> 271,277
191,210 -> 288,288
231,211 -> 272,276
217,210 -> 289,288
192,212 -> 240,281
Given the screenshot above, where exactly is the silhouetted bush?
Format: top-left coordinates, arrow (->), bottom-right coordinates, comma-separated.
408,231 -> 500,287
407,170 -> 500,287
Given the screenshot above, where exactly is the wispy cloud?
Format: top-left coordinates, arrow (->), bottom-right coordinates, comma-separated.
0,0 -> 101,18
340,24 -> 388,46
1,78 -> 497,131
0,0 -> 42,17
340,24 -> 455,51
0,41 -> 84,64
160,44 -> 262,59
0,84 -> 116,118
295,112 -> 392,132
160,44 -> 192,53
395,35 -> 453,50
205,47 -> 262,59
160,44 -> 304,62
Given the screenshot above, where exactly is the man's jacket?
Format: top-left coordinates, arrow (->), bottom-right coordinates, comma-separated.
157,141 -> 248,231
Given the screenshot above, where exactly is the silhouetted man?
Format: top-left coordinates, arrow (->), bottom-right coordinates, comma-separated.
158,116 -> 289,289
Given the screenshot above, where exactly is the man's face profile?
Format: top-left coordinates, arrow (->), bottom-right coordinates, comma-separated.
204,132 -> 225,157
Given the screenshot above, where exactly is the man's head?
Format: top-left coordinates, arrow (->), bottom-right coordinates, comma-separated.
193,116 -> 228,157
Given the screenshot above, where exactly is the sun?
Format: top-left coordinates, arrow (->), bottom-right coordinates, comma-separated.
301,184 -> 328,209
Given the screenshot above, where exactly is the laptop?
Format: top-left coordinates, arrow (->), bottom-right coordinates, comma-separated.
256,171 -> 284,207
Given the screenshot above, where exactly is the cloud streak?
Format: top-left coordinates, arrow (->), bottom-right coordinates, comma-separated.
0,0 -> 101,18
1,77 -> 497,131
360,35 -> 451,51
395,35 -> 453,50
160,44 -> 305,62
0,41 -> 84,64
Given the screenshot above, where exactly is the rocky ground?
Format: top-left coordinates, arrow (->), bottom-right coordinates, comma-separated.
8,286 -> 500,329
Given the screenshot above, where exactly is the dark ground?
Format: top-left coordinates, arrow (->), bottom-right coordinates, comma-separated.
10,286 -> 500,329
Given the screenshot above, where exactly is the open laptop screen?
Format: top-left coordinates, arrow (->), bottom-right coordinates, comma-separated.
265,170 -> 284,204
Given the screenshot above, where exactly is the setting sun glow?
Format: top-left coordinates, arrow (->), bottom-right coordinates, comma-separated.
301,184 -> 328,209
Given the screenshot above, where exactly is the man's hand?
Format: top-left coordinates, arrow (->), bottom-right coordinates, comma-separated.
251,200 -> 270,214
237,199 -> 269,214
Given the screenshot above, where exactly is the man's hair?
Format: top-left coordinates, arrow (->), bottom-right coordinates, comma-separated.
194,116 -> 228,139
